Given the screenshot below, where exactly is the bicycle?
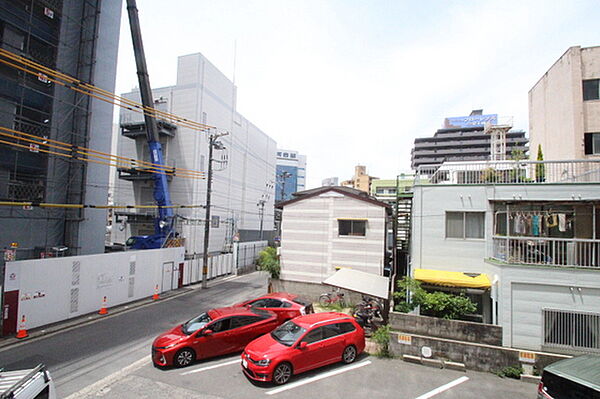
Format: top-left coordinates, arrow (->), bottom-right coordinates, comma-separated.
318,289 -> 346,308
355,295 -> 383,319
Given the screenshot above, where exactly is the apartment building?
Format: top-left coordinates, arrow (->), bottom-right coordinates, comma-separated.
411,110 -> 528,169
111,52 -> 277,254
275,149 -> 306,202
529,46 -> 600,160
411,159 -> 600,353
341,165 -> 378,193
0,0 -> 122,257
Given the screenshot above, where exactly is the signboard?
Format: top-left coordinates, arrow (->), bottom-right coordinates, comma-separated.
519,351 -> 536,364
211,215 -> 220,228
444,114 -> 498,128
397,334 -> 412,345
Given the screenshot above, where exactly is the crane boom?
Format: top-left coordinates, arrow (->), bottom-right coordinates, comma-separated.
125,0 -> 174,249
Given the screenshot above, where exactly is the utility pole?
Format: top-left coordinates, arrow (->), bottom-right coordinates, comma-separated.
202,131 -> 228,289
257,199 -> 266,240
278,171 -> 292,202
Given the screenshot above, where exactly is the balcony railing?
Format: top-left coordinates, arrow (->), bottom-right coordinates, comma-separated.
415,159 -> 600,185
491,236 -> 600,268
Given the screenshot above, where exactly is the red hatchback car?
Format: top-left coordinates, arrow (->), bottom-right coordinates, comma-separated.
152,306 -> 280,368
234,292 -> 314,322
241,312 -> 365,385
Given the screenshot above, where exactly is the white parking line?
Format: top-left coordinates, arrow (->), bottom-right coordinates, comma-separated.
265,360 -> 372,396
414,376 -> 469,399
180,359 -> 241,375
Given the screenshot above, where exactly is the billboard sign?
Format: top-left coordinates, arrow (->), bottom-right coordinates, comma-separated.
444,114 -> 497,128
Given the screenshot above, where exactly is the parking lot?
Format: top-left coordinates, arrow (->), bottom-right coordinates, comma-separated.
67,352 -> 537,399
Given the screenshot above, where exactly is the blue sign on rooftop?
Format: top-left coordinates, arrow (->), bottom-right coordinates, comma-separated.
444,114 -> 497,128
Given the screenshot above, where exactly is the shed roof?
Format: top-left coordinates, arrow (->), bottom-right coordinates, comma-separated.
276,186 -> 391,209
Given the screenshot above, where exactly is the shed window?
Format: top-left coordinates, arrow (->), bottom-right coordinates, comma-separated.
338,220 -> 366,236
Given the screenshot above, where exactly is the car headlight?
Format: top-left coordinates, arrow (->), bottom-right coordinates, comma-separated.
257,359 -> 271,366
157,343 -> 177,350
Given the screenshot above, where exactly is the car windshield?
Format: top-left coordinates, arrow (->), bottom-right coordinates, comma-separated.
271,320 -> 306,346
182,312 -> 212,335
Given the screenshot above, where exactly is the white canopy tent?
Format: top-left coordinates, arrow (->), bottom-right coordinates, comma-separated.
322,268 -> 390,300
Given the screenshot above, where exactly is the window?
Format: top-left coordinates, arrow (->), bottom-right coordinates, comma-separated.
230,316 -> 262,328
302,327 -> 323,344
283,152 -> 289,157
290,153 -> 297,158
208,318 -> 231,333
337,322 -> 356,334
322,324 -> 341,339
338,220 -> 366,236
277,152 -> 282,156
584,132 -> 600,155
446,212 -> 485,239
583,79 -> 600,101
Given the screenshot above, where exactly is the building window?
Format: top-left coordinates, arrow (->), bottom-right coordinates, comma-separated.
277,152 -> 282,156
283,152 -> 289,157
446,211 -> 485,239
338,219 -> 366,237
583,79 -> 600,101
290,153 -> 297,158
584,132 -> 600,155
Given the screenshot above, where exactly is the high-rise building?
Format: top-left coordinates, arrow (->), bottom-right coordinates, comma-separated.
411,110 -> 528,169
0,0 -> 122,258
275,149 -> 306,202
529,46 -> 600,160
112,52 -> 277,251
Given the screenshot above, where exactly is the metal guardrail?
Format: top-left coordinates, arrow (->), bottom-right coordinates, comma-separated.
543,308 -> 600,352
492,236 -> 599,268
415,159 -> 600,185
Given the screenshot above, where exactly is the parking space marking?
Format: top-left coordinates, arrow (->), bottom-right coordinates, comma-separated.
265,360 -> 372,396
180,359 -> 241,375
414,376 -> 469,399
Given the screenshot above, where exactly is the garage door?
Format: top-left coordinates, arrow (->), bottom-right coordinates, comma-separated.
511,283 -> 600,350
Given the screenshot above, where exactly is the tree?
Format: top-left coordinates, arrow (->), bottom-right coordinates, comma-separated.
536,144 -> 545,182
256,247 -> 280,279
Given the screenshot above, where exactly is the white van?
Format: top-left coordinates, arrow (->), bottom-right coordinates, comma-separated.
0,364 -> 56,399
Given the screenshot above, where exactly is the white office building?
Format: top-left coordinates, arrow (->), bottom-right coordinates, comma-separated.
111,52 -> 277,255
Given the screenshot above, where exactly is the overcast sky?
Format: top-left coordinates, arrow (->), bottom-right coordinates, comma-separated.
115,0 -> 600,189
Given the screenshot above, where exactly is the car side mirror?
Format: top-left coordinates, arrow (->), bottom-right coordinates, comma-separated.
203,329 -> 213,336
298,341 -> 308,350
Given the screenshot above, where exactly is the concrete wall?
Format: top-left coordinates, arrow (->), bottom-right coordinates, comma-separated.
280,192 -> 386,284
529,46 -> 600,161
389,312 -> 502,346
270,278 -> 365,305
389,331 -> 570,373
4,247 -> 184,331
113,52 -> 277,255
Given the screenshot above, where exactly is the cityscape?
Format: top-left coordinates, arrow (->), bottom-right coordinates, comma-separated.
0,1 -> 599,398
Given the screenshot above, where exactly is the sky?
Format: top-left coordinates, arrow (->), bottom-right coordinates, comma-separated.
115,0 -> 600,189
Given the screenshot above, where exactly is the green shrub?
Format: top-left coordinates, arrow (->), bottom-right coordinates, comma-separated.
256,247 -> 280,279
495,365 -> 523,379
372,325 -> 392,358
393,277 -> 478,320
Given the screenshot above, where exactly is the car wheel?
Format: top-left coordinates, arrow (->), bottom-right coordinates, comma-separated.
342,345 -> 357,364
174,348 -> 196,368
272,362 -> 293,385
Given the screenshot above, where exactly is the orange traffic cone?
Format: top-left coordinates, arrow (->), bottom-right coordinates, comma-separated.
152,284 -> 160,301
99,296 -> 108,315
16,315 -> 28,339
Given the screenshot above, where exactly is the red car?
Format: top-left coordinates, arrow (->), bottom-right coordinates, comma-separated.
152,307 -> 280,368
234,292 -> 314,322
241,312 -> 365,385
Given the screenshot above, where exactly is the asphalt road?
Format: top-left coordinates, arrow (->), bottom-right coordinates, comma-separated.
0,272 -> 269,398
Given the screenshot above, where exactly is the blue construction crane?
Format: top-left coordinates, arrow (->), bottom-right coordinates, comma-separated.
124,0 -> 174,249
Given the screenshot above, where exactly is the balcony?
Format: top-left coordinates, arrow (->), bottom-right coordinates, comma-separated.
491,236 -> 600,269
415,159 -> 600,185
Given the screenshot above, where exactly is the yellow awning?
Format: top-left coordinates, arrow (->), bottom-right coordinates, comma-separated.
414,269 -> 491,289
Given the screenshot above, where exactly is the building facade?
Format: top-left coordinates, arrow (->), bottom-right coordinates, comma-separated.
0,0 -> 122,257
341,165 -> 378,193
411,159 -> 600,353
529,46 -> 600,160
275,149 -> 306,202
111,52 -> 277,255
278,186 -> 390,284
411,110 -> 528,169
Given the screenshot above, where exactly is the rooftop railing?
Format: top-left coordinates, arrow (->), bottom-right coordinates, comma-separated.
415,159 -> 600,185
